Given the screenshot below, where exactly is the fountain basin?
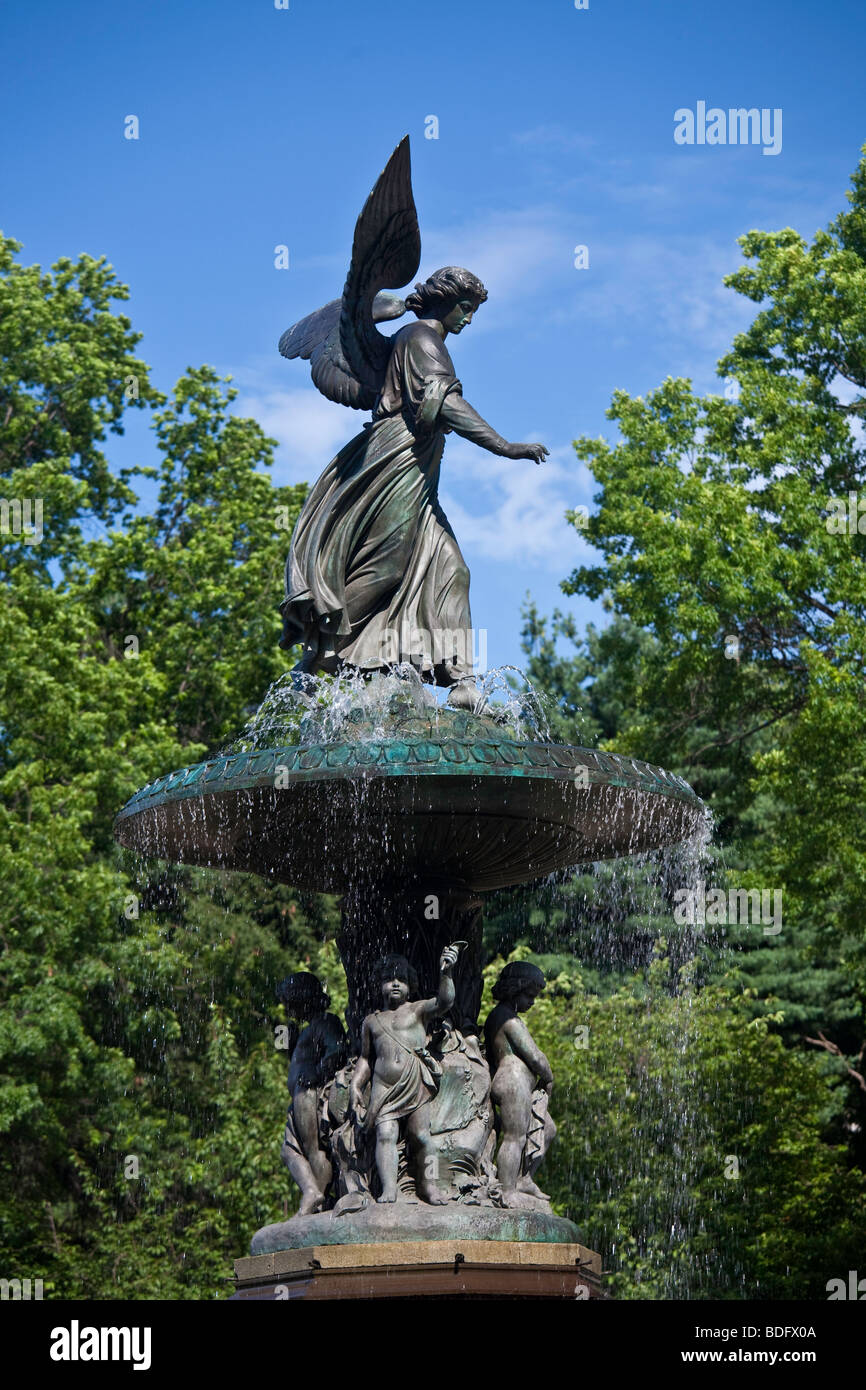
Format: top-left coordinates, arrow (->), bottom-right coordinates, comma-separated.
114,718 -> 705,893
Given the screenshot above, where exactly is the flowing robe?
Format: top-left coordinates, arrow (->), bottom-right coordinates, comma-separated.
280,321 -> 474,681
362,1012 -> 442,1132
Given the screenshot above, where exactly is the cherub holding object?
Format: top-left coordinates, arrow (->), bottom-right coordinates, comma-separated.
484,962 -> 556,1208
278,972 -> 347,1216
349,947 -> 459,1205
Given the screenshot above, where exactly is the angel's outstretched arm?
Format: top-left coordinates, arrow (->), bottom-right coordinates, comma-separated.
439,393 -> 548,463
440,393 -> 509,454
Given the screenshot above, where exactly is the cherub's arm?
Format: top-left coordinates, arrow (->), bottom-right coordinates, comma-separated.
503,1016 -> 553,1088
349,1019 -> 373,1111
311,1013 -> 348,1071
283,1020 -> 301,1058
419,945 -> 458,1021
439,393 -> 548,464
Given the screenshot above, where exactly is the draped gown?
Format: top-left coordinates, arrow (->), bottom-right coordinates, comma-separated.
280,320 -> 495,684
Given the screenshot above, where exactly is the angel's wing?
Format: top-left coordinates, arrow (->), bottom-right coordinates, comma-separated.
278,295 -> 404,364
277,137 -> 421,411
278,298 -> 341,362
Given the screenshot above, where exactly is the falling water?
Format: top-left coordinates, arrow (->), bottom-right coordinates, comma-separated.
221,664 -> 551,753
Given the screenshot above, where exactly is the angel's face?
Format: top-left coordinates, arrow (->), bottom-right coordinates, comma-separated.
442,297 -> 479,335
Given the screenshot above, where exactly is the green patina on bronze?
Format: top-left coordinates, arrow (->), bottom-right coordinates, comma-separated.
114,706 -> 705,895
250,1204 -> 584,1253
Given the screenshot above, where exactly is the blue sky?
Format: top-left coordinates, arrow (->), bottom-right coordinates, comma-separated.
3,0 -> 865,674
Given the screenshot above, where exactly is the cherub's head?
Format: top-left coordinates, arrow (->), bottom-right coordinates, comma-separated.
277,972 -> 330,1021
491,961 -> 546,1014
405,266 -> 488,335
375,953 -> 419,1009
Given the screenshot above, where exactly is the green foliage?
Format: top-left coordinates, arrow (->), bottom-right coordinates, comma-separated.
537,150 -> 866,1146
492,947 -> 866,1299
0,234 -> 158,580
0,235 -> 322,1296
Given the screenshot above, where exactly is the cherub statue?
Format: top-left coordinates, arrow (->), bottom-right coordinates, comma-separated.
349,947 -> 459,1204
484,962 -> 556,1209
278,136 -> 548,710
278,972 -> 347,1216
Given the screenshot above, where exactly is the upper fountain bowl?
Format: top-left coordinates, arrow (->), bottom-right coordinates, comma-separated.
114,703 -> 707,894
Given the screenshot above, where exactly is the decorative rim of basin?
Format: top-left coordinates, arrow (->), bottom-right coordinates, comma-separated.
114,736 -> 707,893
115,738 -> 701,821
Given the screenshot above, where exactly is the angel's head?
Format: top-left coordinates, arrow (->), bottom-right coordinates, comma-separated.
405,266 -> 488,336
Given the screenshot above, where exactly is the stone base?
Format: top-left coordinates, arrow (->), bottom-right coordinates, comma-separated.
232,1239 -> 603,1300
250,1201 -> 582,1253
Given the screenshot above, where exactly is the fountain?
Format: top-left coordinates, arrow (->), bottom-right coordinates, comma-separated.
115,671 -> 705,1297
114,141 -> 707,1300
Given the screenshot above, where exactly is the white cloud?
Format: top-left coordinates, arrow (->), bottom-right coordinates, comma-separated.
511,124 -> 597,154
420,204 -> 753,378
233,360 -> 596,570
420,208 -> 565,324
552,233 -> 753,381
439,440 -> 595,572
233,381 -> 351,485
227,208 -> 761,499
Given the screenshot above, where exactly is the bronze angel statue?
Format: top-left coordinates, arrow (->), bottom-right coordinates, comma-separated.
278,136 -> 548,709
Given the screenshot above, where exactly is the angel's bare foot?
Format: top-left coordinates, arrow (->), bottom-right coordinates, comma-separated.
446,680 -> 481,712
291,644 -> 339,681
292,646 -> 318,674
377,1189 -> 398,1204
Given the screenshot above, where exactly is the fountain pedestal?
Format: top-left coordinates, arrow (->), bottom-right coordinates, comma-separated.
231,1239 -> 603,1300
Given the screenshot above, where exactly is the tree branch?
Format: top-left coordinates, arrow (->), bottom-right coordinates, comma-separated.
805,1031 -> 866,1094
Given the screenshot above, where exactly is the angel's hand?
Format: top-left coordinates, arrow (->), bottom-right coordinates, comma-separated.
504,442 -> 549,464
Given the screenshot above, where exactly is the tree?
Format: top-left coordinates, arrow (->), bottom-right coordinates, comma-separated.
542,148 -> 866,1156
491,947 -> 866,1300
0,234 -> 157,581
0,237 -> 319,1296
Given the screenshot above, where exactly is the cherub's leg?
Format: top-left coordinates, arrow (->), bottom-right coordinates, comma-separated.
292,1088 -> 332,1209
374,1119 -> 399,1203
282,1142 -> 325,1216
495,1085 -> 533,1200
406,1104 -> 448,1205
